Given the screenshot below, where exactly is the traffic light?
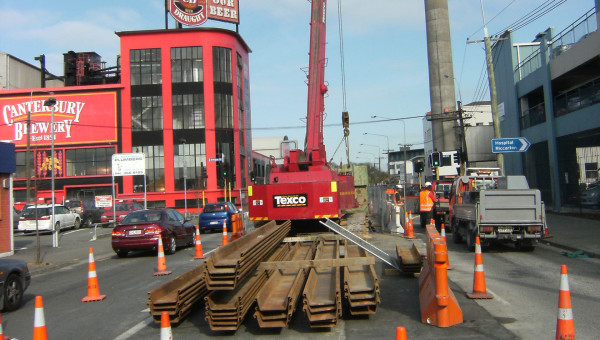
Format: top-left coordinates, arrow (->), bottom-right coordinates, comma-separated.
431,152 -> 441,167
415,161 -> 424,173
250,171 -> 256,182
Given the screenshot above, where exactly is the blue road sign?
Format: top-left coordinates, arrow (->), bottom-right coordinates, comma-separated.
491,137 -> 531,153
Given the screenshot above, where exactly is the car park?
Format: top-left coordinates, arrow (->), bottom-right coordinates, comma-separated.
111,208 -> 196,258
0,258 -> 31,311
100,200 -> 144,227
199,202 -> 239,233
18,204 -> 81,233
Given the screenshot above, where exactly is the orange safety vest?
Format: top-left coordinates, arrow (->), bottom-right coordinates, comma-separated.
420,189 -> 434,212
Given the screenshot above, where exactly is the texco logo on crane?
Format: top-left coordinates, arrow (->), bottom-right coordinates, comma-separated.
273,194 -> 308,208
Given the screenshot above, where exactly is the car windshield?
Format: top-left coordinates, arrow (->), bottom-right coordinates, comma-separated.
22,208 -> 51,217
204,204 -> 226,213
121,210 -> 162,223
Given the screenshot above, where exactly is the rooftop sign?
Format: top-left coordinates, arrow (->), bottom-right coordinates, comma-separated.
168,0 -> 239,27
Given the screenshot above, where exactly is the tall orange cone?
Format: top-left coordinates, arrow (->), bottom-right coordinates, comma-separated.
221,219 -> 229,246
466,236 -> 493,299
153,237 -> 172,276
193,226 -> 205,259
82,247 -> 106,302
160,311 -> 173,340
543,224 -> 553,239
396,326 -> 407,340
556,264 -> 575,340
402,211 -> 416,239
0,312 -> 9,340
33,296 -> 47,340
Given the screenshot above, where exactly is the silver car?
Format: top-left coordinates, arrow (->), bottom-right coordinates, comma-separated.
18,204 -> 81,232
581,185 -> 600,207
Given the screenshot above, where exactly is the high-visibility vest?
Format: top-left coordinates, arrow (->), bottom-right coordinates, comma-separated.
420,189 -> 434,212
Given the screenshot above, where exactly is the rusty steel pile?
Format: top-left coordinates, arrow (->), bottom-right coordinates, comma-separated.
147,220 -> 381,332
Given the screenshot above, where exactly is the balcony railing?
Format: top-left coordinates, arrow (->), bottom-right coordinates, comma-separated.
520,102 -> 546,129
554,78 -> 600,117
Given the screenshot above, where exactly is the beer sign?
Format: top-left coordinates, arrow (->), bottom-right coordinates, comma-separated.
169,0 -> 239,27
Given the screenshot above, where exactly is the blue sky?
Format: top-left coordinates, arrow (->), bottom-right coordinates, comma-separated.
0,0 -> 594,167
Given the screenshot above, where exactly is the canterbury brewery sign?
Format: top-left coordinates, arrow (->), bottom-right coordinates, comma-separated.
0,92 -> 118,147
169,0 -> 239,27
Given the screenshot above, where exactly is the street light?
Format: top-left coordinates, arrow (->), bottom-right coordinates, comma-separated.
371,115 -> 407,200
363,132 -> 390,175
179,138 -> 187,217
357,151 -> 377,169
360,143 -> 381,172
43,97 -> 58,248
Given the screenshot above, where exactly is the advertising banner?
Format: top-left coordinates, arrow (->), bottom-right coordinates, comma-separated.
0,92 -> 118,148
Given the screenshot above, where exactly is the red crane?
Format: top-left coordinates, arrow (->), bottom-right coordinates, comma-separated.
249,0 -> 356,222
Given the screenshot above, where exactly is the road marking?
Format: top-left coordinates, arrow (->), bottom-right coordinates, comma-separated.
113,316 -> 153,340
485,288 -> 510,305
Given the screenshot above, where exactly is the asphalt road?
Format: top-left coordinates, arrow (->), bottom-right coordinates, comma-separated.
3,220 -> 597,339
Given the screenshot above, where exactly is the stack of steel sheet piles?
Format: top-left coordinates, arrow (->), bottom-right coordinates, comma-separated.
205,243 -> 291,331
302,239 -> 342,328
343,244 -> 380,315
205,220 -> 291,290
147,262 -> 208,324
254,241 -> 317,328
396,243 -> 423,273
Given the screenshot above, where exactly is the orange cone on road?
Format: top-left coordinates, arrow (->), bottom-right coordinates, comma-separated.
430,218 -> 435,225
82,247 -> 107,302
0,312 -> 9,340
396,326 -> 407,340
193,226 -> 205,259
466,237 -> 493,299
33,296 -> 47,340
160,311 -> 173,340
556,264 -> 575,340
402,211 -> 416,239
221,219 -> 229,246
440,224 -> 446,242
154,237 -> 172,276
543,224 -> 553,239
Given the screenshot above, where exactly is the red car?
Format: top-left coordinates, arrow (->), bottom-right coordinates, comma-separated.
111,208 -> 196,258
100,201 -> 144,226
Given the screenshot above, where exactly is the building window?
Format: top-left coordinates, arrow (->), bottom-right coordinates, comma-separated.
214,93 -> 233,128
174,143 -> 207,190
14,152 -> 34,179
133,145 -> 165,192
585,162 -> 598,181
171,47 -> 203,83
172,94 -> 204,129
65,148 -> 114,176
131,96 -> 163,131
213,47 -> 232,83
130,48 -> 162,85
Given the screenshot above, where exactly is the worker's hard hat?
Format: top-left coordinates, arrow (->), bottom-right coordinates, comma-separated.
425,181 -> 432,187
396,184 -> 403,188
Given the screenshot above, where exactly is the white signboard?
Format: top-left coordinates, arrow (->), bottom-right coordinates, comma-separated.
95,195 -> 113,208
112,153 -> 145,177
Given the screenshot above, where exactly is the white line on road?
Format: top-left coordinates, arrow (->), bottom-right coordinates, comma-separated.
485,288 -> 510,305
113,315 -> 154,340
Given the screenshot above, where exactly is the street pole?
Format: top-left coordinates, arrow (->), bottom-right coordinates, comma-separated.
179,138 -> 187,217
44,97 -> 58,248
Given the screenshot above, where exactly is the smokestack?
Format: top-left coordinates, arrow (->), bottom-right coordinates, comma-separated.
424,0 -> 459,152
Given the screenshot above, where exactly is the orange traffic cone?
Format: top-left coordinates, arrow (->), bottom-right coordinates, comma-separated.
556,264 -> 575,340
0,312 -> 9,340
33,296 -> 47,340
160,311 -> 173,340
221,219 -> 229,246
396,326 -> 407,340
543,224 -> 553,239
82,247 -> 107,302
153,237 -> 172,276
402,211 -> 416,239
467,237 -> 493,299
193,226 -> 205,259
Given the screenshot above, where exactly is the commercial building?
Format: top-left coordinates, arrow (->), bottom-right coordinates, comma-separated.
493,4 -> 600,210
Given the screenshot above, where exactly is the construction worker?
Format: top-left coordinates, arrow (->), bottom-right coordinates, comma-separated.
419,182 -> 437,228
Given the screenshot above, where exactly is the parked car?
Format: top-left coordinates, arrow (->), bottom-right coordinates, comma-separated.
111,208 -> 196,258
199,202 -> 239,233
0,259 -> 31,311
65,199 -> 104,227
580,185 -> 600,207
100,201 -> 144,226
18,204 -> 81,233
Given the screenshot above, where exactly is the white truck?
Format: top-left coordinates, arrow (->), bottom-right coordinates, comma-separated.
448,174 -> 547,251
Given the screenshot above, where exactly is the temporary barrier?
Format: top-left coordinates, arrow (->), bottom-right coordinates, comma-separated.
466,237 -> 493,299
33,296 -> 47,340
154,237 -> 172,276
556,264 -> 575,340
229,213 -> 245,242
193,226 -> 205,259
82,247 -> 107,302
418,225 -> 463,327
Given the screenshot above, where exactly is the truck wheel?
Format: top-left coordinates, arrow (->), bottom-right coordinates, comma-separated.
452,222 -> 463,244
466,224 -> 476,252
